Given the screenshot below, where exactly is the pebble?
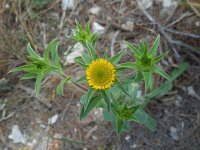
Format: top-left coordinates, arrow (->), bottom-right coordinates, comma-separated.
137,0 -> 153,10
170,126 -> 179,141
88,6 -> 101,15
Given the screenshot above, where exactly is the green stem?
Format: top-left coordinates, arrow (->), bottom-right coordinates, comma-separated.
60,72 -> 87,92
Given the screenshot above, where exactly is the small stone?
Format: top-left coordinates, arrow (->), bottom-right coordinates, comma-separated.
88,6 -> 101,15
48,114 -> 58,125
39,124 -> 46,129
131,144 -> 137,148
92,135 -> 98,140
54,133 -> 63,139
122,21 -> 134,31
125,135 -> 131,141
8,125 -> 26,144
92,22 -> 105,35
64,42 -> 84,64
162,0 -> 172,8
175,95 -> 182,107
5,4 -> 10,8
137,0 -> 153,10
61,0 -> 75,10
195,21 -> 200,27
170,126 -> 179,141
164,109 -> 169,114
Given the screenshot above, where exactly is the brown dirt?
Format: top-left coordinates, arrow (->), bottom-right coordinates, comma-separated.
0,0 -> 200,150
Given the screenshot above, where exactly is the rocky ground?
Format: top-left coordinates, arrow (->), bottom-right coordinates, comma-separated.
0,0 -> 200,150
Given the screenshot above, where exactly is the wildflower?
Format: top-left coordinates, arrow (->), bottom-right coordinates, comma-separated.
86,58 -> 116,90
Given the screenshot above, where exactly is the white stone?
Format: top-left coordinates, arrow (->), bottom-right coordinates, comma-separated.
62,0 -> 75,11
8,125 -> 26,144
137,0 -> 153,10
170,126 -> 179,141
195,21 -> 200,27
48,114 -> 58,125
162,0 -> 172,8
92,22 -> 105,35
125,135 -> 131,141
88,6 -> 101,15
122,21 -> 134,31
64,42 -> 84,64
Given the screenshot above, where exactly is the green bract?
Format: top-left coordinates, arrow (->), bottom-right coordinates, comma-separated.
9,21 -> 189,134
118,35 -> 170,92
9,39 -> 68,96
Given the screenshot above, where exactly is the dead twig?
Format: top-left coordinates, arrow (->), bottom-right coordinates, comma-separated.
166,12 -> 194,27
16,11 -> 37,50
110,30 -> 120,57
61,92 -> 76,121
186,0 -> 200,17
136,0 -> 180,58
163,27 -> 200,39
85,125 -> 98,139
17,84 -> 52,108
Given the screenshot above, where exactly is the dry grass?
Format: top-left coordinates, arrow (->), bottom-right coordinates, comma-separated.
0,0 -> 200,149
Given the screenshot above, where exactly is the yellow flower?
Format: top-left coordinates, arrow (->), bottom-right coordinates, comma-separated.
86,58 -> 116,90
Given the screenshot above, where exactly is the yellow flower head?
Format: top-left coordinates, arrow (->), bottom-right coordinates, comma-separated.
86,58 -> 116,90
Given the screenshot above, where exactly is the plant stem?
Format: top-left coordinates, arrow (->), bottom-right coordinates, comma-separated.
60,72 -> 87,92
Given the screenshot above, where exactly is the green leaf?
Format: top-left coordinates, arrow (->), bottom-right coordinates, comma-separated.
144,82 -> 172,101
100,90 -> 111,111
53,136 -> 86,144
103,111 -> 116,129
82,52 -> 92,64
154,66 -> 170,80
27,43 -> 41,59
134,109 -> 148,124
35,72 -> 45,97
109,49 -> 125,65
75,19 -> 83,32
130,105 -> 141,114
169,62 -> 189,82
85,21 -> 91,34
51,41 -> 62,73
143,62 -> 189,104
143,71 -> 153,92
148,35 -> 160,57
142,71 -> 149,92
152,51 -> 169,64
43,38 -> 58,61
21,73 -> 37,80
84,88 -> 95,112
9,64 -> 36,73
117,62 -> 138,69
138,41 -> 145,55
115,79 -> 130,97
128,83 -> 139,103
32,0 -> 51,9
116,116 -> 124,134
76,75 -> 86,83
85,40 -> 98,60
56,78 -> 70,96
74,56 -> 88,68
145,115 -> 157,132
103,110 -> 114,122
80,96 -> 101,120
124,41 -> 142,58
134,71 -> 143,83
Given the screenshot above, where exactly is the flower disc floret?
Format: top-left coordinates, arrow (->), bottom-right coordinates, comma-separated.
86,58 -> 116,90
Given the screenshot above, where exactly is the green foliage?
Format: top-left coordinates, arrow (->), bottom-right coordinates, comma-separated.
120,35 -> 170,92
56,77 -> 71,96
9,21 -> 189,134
9,39 -> 64,96
70,20 -> 99,59
32,0 -> 51,9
